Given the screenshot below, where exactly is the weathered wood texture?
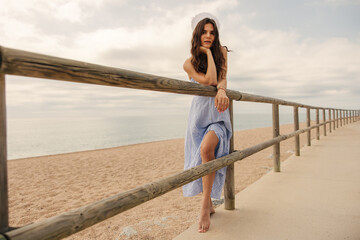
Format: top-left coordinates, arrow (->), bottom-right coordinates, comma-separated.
316,109 -> 320,140
345,111 -> 348,125
0,46 -> 240,101
2,46 -> 358,114
224,101 -> 235,210
356,111 -> 357,121
5,121 -> 331,240
272,104 -> 280,172
323,109 -> 327,136
341,110 -> 343,127
0,74 -> 8,233
349,111 -> 352,123
0,46 -> 330,109
355,111 -> 357,122
306,108 -> 311,146
1,45 -> 359,240
328,109 -> 332,133
294,106 -> 300,156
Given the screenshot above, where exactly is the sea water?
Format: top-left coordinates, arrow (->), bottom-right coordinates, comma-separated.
7,113 -> 311,160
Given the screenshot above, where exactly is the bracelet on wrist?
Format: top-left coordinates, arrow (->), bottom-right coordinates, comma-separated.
217,87 -> 226,92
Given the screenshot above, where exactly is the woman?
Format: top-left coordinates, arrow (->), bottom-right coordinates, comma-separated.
182,13 -> 232,233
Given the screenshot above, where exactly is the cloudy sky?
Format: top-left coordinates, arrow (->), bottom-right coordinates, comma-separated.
1,0 -> 359,119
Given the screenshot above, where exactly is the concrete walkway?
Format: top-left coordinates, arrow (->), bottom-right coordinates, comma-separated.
174,122 -> 360,240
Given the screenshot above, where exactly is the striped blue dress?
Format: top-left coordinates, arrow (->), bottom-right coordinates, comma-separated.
183,78 -> 232,199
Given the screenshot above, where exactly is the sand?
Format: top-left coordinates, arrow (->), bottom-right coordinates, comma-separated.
7,122 -> 322,239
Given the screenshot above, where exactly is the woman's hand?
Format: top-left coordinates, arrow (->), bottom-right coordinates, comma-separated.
200,46 -> 211,54
215,89 -> 229,113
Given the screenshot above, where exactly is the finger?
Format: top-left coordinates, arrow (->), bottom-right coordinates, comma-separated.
214,96 -> 218,108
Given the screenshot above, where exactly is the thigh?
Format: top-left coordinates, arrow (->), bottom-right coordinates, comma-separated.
201,130 -> 219,153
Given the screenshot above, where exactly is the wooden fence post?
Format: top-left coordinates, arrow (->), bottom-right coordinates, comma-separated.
294,106 -> 300,155
355,110 -> 357,122
349,111 -> 352,123
273,104 -> 280,172
332,109 -> 336,131
0,74 -> 8,233
340,110 -> 343,127
328,109 -> 332,133
306,108 -> 311,146
316,109 -> 320,140
336,110 -> 339,128
354,110 -> 356,122
356,110 -> 357,122
353,110 -> 355,122
224,100 -> 235,210
346,110 -> 349,125
323,109 -> 326,136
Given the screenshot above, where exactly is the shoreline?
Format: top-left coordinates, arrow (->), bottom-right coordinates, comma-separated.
8,121 -> 310,162
7,122 -> 322,239
7,137 -> 185,162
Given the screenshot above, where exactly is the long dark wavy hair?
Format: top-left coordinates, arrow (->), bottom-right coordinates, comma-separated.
191,18 -> 229,80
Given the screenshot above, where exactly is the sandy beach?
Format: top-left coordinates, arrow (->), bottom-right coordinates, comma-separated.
7,122 -> 323,239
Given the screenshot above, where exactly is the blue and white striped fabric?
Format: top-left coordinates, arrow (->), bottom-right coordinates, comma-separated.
183,78 -> 232,199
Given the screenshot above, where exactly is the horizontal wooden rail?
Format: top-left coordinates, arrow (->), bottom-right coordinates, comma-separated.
0,46 -> 240,101
4,121 -> 332,240
0,46 -> 355,111
1,45 -> 359,239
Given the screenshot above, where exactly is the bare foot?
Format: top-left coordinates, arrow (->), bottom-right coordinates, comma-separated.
210,199 -> 215,214
198,206 -> 211,233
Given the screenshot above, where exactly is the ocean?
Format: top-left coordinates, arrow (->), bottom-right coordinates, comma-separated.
7,112 -> 312,160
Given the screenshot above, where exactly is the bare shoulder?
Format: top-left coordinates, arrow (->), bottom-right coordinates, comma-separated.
221,46 -> 228,58
183,57 -> 194,74
183,57 -> 192,69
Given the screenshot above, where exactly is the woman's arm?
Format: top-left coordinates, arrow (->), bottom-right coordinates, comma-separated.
214,47 -> 229,113
183,47 -> 217,86
217,47 -> 228,90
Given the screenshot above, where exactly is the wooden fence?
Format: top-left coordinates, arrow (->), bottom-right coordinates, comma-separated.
0,46 -> 359,240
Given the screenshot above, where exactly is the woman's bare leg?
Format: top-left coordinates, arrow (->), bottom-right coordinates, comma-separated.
198,130 -> 218,233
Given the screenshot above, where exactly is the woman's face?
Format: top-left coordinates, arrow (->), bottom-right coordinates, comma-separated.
200,23 -> 215,49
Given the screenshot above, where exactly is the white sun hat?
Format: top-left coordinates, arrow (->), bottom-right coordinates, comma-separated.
191,12 -> 220,31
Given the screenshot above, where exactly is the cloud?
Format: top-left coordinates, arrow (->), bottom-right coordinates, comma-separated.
224,23 -> 360,109
307,0 -> 360,6
324,0 -> 360,5
1,0 -> 359,119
